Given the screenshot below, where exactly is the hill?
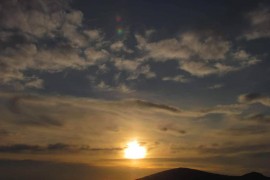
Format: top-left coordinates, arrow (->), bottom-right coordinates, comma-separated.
137,168 -> 270,180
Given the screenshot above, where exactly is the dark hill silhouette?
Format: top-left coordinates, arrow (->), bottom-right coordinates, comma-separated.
137,168 -> 270,180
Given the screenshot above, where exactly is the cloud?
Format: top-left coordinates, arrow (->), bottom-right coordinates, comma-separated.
18,115 -> 63,127
0,92 -> 267,155
238,93 -> 270,106
146,32 -> 228,61
201,104 -> 247,116
0,92 -> 251,131
238,93 -> 262,102
180,61 -> 234,77
233,50 -> 260,65
244,113 -> 270,124
197,143 -> 270,155
136,31 -> 259,77
115,84 -> 134,93
0,143 -> 122,154
114,58 -> 140,72
0,0 -> 67,38
6,94 -> 63,126
111,58 -> 156,81
158,123 -> 187,135
227,125 -> 268,135
0,91 -> 269,173
136,35 -> 192,60
0,0 -> 109,89
95,81 -> 134,94
208,84 -> 224,89
47,143 -> 73,151
129,65 -> 156,79
162,75 -> 189,83
38,46 -> 92,71
24,77 -> 44,89
136,32 -> 230,61
81,146 -> 123,152
243,7 -> 270,40
84,30 -> 103,41
84,48 -> 109,65
180,61 -> 214,77
0,144 -> 42,153
129,99 -> 182,113
180,32 -> 230,60
0,0 -> 262,91
234,50 -> 250,60
110,41 -> 133,53
96,81 -> 112,90
0,0 -> 90,47
0,40 -> 109,88
110,41 -> 125,52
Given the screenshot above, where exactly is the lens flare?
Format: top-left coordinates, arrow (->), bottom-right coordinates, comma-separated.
117,27 -> 124,35
116,15 -> 122,22
115,15 -> 124,36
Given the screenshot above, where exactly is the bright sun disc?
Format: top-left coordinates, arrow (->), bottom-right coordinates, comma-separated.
124,140 -> 147,159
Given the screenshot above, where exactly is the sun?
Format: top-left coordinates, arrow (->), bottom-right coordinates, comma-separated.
124,140 -> 147,159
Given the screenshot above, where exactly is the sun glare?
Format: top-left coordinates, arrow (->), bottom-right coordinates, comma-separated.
124,140 -> 147,159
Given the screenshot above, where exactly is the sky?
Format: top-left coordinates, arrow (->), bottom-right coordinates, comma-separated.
0,0 -> 270,179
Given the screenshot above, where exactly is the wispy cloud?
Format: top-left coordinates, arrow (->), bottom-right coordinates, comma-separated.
208,84 -> 224,89
128,99 -> 182,113
242,7 -> 270,40
162,75 -> 189,83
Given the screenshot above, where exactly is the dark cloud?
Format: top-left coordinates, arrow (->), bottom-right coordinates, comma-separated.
158,124 -> 187,135
131,99 -> 181,113
245,113 -> 270,123
0,143 -> 122,154
81,147 -> 122,151
47,143 -> 71,151
0,144 -> 42,153
197,143 -> 270,155
238,93 -> 263,102
246,151 -> 270,159
5,95 -> 63,127
227,125 -> 268,135
238,93 -> 270,106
